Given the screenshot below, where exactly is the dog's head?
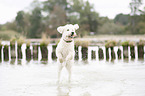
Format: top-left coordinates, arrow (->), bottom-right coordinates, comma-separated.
57,24 -> 79,42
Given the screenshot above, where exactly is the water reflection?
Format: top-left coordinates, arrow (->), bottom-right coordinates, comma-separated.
0,59 -> 144,66
57,85 -> 71,96
0,59 -> 145,96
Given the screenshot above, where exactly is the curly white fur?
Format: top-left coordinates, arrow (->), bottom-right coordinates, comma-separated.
56,24 -> 79,83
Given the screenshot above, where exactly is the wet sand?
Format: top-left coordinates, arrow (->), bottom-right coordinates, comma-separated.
0,61 -> 145,96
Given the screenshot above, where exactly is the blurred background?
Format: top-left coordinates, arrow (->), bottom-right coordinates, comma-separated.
0,0 -> 145,40
1,1 -> 145,96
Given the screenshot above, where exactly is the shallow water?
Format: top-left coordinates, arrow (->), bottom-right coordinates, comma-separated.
0,60 -> 145,96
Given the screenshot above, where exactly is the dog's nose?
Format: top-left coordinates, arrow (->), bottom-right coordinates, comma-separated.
71,32 -> 74,36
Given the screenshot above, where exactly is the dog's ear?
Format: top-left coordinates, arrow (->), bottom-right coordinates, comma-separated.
57,26 -> 64,34
74,24 -> 79,30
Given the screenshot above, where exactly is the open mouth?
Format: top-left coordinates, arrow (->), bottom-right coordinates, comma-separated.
68,35 -> 77,38
67,32 -> 77,38
68,35 -> 74,38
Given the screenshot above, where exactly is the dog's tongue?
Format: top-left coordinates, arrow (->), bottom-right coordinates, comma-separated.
70,34 -> 77,38
73,34 -> 77,38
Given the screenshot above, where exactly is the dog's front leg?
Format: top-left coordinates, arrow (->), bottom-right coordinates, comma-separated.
57,52 -> 63,63
66,52 -> 73,61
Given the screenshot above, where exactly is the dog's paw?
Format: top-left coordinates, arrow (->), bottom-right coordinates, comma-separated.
59,58 -> 63,63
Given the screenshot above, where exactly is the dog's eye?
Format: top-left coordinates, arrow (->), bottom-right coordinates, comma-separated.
67,29 -> 69,31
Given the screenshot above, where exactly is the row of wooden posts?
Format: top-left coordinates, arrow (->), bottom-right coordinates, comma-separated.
0,43 -> 144,61
75,45 -> 144,60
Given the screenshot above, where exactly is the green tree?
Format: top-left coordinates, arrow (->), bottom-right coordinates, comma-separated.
28,7 -> 43,38
129,0 -> 143,34
42,0 -> 69,37
43,0 -> 68,12
136,21 -> 145,34
15,11 -> 25,34
98,22 -> 125,34
82,1 -> 99,32
48,5 -> 67,38
15,11 -> 31,36
68,0 -> 99,35
114,13 -> 129,25
98,17 -> 125,34
0,21 -> 17,31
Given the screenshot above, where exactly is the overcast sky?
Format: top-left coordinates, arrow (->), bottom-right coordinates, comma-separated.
0,0 -> 145,24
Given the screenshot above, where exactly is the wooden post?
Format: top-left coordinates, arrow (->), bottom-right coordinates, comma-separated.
75,40 -> 82,60
106,47 -> 109,60
10,38 -> 16,59
110,47 -> 116,60
130,46 -> 135,59
75,45 -> 79,60
17,44 -> 22,59
33,45 -> 38,60
81,47 -> 88,60
40,45 -> 48,61
17,38 -> 24,59
121,41 -> 130,59
10,43 -> 16,59
137,40 -> 145,59
105,40 -> 117,61
138,45 -> 144,59
91,50 -> 96,60
3,45 -> 9,61
26,46 -> 31,60
117,48 -> 121,59
0,45 -> 2,61
98,48 -> 104,60
52,45 -> 57,60
123,45 -> 128,59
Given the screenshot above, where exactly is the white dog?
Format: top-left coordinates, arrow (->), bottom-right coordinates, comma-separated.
56,24 -> 79,83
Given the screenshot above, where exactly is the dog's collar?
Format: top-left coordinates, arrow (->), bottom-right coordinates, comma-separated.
63,39 -> 73,43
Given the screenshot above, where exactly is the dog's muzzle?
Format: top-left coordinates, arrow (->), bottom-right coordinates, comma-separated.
71,32 -> 74,36
68,32 -> 77,38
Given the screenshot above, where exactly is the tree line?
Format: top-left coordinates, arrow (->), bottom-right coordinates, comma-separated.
0,0 -> 145,39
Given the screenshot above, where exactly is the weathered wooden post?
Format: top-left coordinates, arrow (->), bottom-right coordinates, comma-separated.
10,38 -> 16,59
33,45 -> 39,60
26,41 -> 31,61
110,47 -> 115,60
117,48 -> 122,59
130,42 -> 135,59
122,41 -> 129,59
81,41 -> 89,60
98,48 -> 104,60
3,45 -> 9,61
75,40 -> 81,60
52,44 -> 57,60
75,45 -> 79,60
40,39 -> 49,61
105,40 -> 117,61
91,50 -> 96,60
0,41 -> 2,61
82,47 -> 88,60
17,38 -> 24,59
105,47 -> 109,60
138,40 -> 145,59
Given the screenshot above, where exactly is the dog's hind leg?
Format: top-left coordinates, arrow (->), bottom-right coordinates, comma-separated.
57,64 -> 63,84
66,60 -> 73,83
